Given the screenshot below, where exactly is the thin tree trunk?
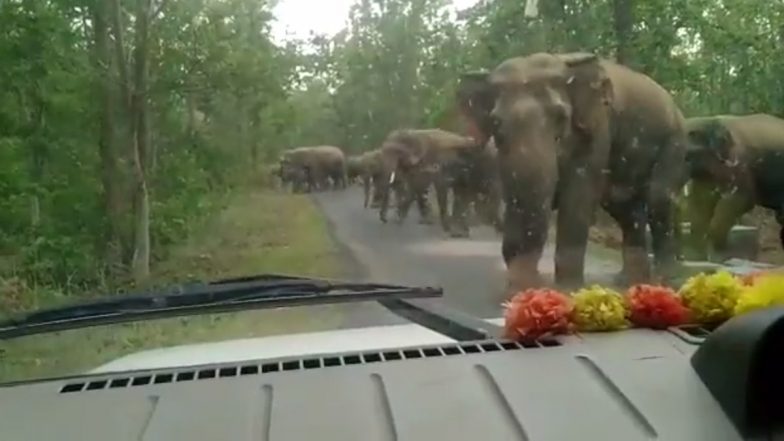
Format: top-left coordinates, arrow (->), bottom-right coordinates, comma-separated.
110,0 -> 132,110
130,0 -> 153,282
91,0 -> 124,274
612,0 -> 634,66
110,0 -> 136,262
28,89 -> 46,230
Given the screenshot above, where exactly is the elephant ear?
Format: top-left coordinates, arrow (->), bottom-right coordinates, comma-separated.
457,71 -> 496,145
561,52 -> 613,132
387,131 -> 427,167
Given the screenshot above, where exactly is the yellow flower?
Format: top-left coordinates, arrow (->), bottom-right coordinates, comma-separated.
679,271 -> 742,324
572,285 -> 628,332
735,274 -> 784,315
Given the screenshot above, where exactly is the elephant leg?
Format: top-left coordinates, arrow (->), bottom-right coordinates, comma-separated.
449,186 -> 471,238
395,181 -> 416,225
362,176 -> 371,208
434,180 -> 451,233
606,200 -> 650,285
672,190 -> 686,260
370,174 -> 383,209
407,174 -> 433,225
647,186 -> 680,281
707,192 -> 753,261
340,169 -> 348,189
415,188 -> 434,225
393,182 -> 405,209
554,171 -> 599,289
685,180 -> 721,260
379,177 -> 394,224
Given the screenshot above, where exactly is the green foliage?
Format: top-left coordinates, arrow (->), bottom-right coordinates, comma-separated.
0,0 -> 297,290
288,0 -> 784,158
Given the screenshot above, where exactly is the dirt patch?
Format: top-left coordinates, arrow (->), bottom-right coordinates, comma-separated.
588,211 -> 624,250
741,207 -> 784,264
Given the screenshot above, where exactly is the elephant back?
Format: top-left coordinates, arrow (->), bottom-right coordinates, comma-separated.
601,61 -> 685,137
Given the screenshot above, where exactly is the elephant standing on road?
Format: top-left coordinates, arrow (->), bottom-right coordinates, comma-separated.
279,145 -> 348,192
346,155 -> 363,185
276,160 -> 309,193
440,139 -> 504,237
458,52 -> 686,291
354,150 -> 385,208
376,128 -> 481,234
683,114 -> 784,260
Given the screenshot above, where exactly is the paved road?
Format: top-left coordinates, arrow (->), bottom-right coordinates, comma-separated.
313,187 -> 622,322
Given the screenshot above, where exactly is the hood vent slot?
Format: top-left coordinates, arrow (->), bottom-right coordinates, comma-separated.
59,338 -> 560,394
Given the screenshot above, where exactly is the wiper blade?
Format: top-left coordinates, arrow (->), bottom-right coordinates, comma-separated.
0,274 -> 442,340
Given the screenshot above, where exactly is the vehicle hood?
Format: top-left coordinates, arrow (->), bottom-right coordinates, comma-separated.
91,322 -> 469,373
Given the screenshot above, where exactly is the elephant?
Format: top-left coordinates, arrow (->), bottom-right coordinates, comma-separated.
275,159 -> 308,193
376,128 -> 482,233
439,139 -> 504,237
352,149 -> 385,208
682,113 -> 784,260
346,155 -> 364,185
457,52 -> 687,291
279,145 -> 348,192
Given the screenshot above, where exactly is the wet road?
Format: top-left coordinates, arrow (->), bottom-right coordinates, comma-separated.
312,186 -> 622,322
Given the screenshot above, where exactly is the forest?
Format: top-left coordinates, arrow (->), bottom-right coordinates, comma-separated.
2,0 -> 783,296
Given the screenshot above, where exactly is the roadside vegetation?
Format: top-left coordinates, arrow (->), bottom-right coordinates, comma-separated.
0,187 -> 349,383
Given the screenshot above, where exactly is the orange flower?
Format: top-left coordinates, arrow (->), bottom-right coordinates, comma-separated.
504,289 -> 574,341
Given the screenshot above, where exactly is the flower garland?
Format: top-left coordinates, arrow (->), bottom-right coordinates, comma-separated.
503,269 -> 784,342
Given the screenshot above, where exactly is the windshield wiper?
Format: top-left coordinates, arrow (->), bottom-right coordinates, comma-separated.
0,274 -> 442,340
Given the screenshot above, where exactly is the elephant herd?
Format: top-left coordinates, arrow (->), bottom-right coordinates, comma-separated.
276,130 -> 504,238
277,51 -> 784,294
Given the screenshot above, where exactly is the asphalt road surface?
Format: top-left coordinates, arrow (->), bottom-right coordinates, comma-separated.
312,186 -> 622,323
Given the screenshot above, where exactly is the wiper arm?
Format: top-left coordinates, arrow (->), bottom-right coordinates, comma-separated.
0,274 -> 442,340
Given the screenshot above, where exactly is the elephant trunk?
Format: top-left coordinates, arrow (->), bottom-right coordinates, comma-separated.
497,134 -> 560,292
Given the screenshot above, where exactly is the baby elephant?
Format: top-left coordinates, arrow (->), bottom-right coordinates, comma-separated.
684,113 -> 784,260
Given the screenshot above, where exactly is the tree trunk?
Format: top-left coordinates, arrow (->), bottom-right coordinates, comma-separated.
91,0 -> 124,274
129,0 -> 153,282
110,0 -> 136,261
110,0 -> 132,110
612,0 -> 634,66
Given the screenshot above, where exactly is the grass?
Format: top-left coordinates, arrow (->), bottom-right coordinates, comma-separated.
0,189 -> 351,383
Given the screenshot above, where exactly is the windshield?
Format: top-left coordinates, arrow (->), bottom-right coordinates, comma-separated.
1,0 -> 782,385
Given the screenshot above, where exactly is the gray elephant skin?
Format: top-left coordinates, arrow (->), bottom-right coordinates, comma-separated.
684,113 -> 784,259
458,52 -> 687,291
279,145 -> 348,193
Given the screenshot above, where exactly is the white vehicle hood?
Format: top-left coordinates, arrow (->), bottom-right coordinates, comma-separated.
91,322 -> 476,373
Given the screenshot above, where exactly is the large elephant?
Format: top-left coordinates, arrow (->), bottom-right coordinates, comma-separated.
279,145 -> 348,192
683,113 -> 784,260
457,52 -> 686,290
376,129 -> 482,233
